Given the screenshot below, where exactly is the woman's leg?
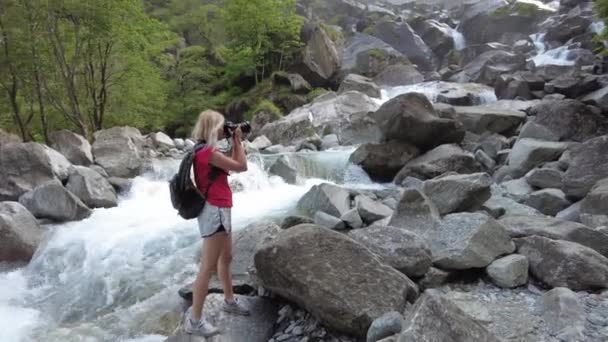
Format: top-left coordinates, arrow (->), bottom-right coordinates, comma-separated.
216,232 -> 234,302
191,233 -> 224,321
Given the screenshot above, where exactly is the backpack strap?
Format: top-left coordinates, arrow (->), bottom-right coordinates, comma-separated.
192,142 -> 224,199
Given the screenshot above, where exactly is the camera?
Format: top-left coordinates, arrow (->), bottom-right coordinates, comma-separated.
223,121 -> 251,138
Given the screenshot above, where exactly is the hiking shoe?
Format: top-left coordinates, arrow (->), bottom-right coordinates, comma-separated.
184,316 -> 220,337
222,298 -> 250,316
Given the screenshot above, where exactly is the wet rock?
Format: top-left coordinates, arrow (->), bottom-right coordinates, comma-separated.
297,183 -> 350,218
350,141 -> 419,182
269,156 -> 297,185
339,74 -> 381,98
66,166 -> 117,208
19,181 -> 91,222
371,21 -> 435,71
0,202 -> 43,263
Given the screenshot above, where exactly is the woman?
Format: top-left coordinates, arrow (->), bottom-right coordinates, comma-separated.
184,110 -> 249,337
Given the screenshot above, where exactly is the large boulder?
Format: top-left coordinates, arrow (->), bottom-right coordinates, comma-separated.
166,294 -> 277,342
515,236 -> 608,290
18,182 -> 92,222
529,100 -> 607,142
374,93 -> 465,151
580,178 -> 608,228
563,135 -> 608,198
92,127 -> 145,178
294,24 -> 342,87
348,225 -> 432,277
582,86 -> 608,113
517,121 -> 559,142
397,290 -> 502,342
0,202 -> 43,262
499,214 -> 608,257
150,132 -> 175,152
373,64 -> 424,87
233,222 -> 280,283
545,9 -> 592,43
268,156 -> 297,185
411,19 -> 456,58
524,189 -> 571,216
431,83 -> 497,107
450,50 -> 527,85
545,73 -> 600,99
486,254 -> 529,288
339,74 -> 381,98
0,142 -> 59,201
264,91 -> 381,146
272,71 -> 312,94
541,288 -> 586,341
394,144 -> 481,183
350,141 -> 420,182
388,188 -> 441,237
341,33 -> 409,78
428,213 -> 515,270
371,21 -> 435,71
451,105 -> 526,135
297,183 -> 350,218
422,173 -> 492,215
507,138 -> 569,178
254,225 -> 419,337
49,129 -> 93,166
66,166 -> 117,209
41,145 -> 73,181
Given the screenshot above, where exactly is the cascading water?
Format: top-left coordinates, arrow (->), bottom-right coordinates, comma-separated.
529,32 -> 576,67
378,81 -> 497,106
0,149 -> 376,342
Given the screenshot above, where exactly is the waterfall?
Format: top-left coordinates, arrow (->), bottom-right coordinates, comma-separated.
0,149 -> 374,342
529,33 -> 576,67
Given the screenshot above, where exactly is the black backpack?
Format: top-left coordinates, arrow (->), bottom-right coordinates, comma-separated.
169,142 -> 220,219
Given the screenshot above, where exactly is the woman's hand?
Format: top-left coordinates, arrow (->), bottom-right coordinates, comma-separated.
233,127 -> 243,141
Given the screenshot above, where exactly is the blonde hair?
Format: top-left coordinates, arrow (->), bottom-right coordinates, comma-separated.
191,110 -> 225,146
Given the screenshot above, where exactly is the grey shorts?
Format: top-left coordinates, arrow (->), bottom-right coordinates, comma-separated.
197,203 -> 232,238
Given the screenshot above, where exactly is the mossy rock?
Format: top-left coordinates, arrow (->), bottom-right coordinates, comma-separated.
492,3 -> 540,17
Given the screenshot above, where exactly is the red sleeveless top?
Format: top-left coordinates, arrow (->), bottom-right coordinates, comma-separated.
193,147 -> 233,208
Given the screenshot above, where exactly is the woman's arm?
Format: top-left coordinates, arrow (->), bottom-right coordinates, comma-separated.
209,128 -> 247,172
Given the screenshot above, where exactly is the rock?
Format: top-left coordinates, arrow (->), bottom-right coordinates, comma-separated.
582,86 -> 608,112
499,214 -> 608,257
556,201 -> 582,222
150,132 -> 175,151
530,100 -> 607,142
0,202 -> 43,262
0,142 -> 59,201
250,136 -> 272,150
92,126 -> 144,178
373,64 -> 423,87
422,173 -> 492,215
184,139 -> 195,150
173,138 -> 185,150
321,134 -> 339,150
374,93 -> 464,151
19,182 -> 91,222
280,216 -> 313,229
580,178 -> 608,228
541,288 -> 586,341
297,183 -> 350,218
314,211 -> 346,230
388,188 -> 441,237
475,150 -> 496,170
545,73 -> 600,99
341,33 -> 408,78
0,128 -> 20,145
272,72 -> 312,94
507,138 -> 569,178
563,135 -> 608,198
108,177 -> 132,194
451,105 -> 525,135
524,189 -> 571,216
296,24 -> 342,87
89,165 -> 109,178
269,156 -> 297,185
371,21 -> 434,71
397,290 -> 502,342
515,236 -> 608,290
355,195 -> 393,224
367,311 -> 403,342
431,83 -> 497,107
49,129 -> 93,166
394,144 -> 481,183
233,222 -> 280,283
261,145 -> 295,155
349,225 -> 432,277
517,121 -> 559,142
486,254 -> 529,288
545,11 -> 592,43
411,19 -> 456,58
483,191 -> 541,217
525,168 -> 563,189
500,178 -> 534,202
429,213 -> 515,270
350,141 -> 420,182
340,208 -> 363,229
41,145 -> 72,181
450,50 -> 527,85
66,166 -> 117,208
167,295 -> 277,342
339,74 -> 381,98
418,267 -> 451,290
254,225 -> 419,336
